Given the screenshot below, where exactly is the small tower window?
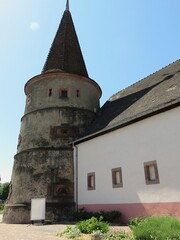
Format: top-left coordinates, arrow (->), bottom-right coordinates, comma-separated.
48,88 -> 52,97
60,89 -> 68,98
76,89 -> 80,97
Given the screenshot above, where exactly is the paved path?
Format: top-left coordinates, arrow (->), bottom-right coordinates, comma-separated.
0,222 -> 67,240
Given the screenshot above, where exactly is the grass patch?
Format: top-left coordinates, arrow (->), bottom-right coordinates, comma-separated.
131,215 -> 180,240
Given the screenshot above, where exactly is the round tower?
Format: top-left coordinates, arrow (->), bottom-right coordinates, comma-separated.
3,3 -> 101,223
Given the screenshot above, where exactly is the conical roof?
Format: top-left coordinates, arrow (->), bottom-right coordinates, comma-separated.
42,7 -> 88,77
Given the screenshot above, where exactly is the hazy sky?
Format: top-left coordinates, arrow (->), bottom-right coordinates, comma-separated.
0,0 -> 180,183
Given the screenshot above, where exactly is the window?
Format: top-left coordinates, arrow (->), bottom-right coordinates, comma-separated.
144,160 -> 160,185
56,127 -> 68,137
76,89 -> 80,97
60,89 -> 68,98
50,125 -> 78,139
87,172 -> 95,190
48,88 -> 52,97
112,167 -> 123,188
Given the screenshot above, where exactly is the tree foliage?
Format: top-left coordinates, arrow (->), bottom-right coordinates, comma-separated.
0,182 -> 10,200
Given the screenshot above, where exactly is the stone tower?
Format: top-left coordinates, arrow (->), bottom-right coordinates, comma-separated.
3,1 -> 101,224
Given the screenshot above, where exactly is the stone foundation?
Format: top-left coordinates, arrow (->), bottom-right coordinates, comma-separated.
3,204 -> 30,224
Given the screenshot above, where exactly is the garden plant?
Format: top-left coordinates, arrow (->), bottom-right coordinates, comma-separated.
58,215 -> 180,240
57,216 -> 133,240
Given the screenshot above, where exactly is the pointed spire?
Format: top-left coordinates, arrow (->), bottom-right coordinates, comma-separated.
42,4 -> 88,77
66,0 -> 69,11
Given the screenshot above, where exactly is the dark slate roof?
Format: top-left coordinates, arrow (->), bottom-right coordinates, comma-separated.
81,59 -> 180,139
42,9 -> 88,77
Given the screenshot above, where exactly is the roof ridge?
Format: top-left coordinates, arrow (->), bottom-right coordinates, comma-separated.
110,59 -> 180,100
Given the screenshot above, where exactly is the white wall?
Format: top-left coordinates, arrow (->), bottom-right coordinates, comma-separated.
75,107 -> 180,205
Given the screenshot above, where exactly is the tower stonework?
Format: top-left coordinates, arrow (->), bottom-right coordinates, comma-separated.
3,4 -> 101,223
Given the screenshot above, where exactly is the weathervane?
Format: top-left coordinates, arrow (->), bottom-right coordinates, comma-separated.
66,0 -> 70,11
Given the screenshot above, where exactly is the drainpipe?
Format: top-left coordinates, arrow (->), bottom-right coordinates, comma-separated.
73,143 -> 78,212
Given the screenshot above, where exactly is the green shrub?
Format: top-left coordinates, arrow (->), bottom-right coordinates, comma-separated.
77,216 -> 109,234
129,217 -> 144,230
0,182 -> 10,200
131,215 -> 180,240
74,208 -> 92,220
74,208 -> 121,222
99,210 -> 121,222
0,202 -> 4,211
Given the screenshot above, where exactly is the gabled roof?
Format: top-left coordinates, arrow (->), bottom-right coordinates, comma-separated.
78,59 -> 180,141
42,8 -> 88,77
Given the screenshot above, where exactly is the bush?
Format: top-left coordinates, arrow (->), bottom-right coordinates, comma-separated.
131,215 -> 180,240
129,217 -> 144,230
0,201 -> 4,211
74,208 -> 121,222
77,216 -> 109,234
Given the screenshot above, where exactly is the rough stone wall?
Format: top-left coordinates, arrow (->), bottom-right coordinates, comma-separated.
4,149 -> 74,223
15,149 -> 73,199
25,73 -> 101,114
3,73 -> 101,223
18,108 -> 95,153
3,205 -> 30,224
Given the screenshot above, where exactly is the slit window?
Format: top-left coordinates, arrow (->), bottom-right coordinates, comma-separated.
144,160 -> 160,185
87,172 -> 95,190
76,89 -> 80,97
48,88 -> 52,97
112,167 -> 123,188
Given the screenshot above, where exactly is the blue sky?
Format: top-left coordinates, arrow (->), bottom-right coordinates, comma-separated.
0,0 -> 180,183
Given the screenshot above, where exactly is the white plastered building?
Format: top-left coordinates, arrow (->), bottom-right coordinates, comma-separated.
73,60 -> 180,222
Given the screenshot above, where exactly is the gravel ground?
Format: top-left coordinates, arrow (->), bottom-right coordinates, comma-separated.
0,223 -> 131,240
0,215 -> 131,240
0,222 -> 67,240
